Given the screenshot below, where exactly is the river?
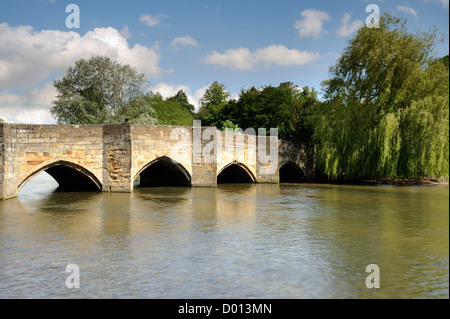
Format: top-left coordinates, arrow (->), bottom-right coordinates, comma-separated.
0,173 -> 448,299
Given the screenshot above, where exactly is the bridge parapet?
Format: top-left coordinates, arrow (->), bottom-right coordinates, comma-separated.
0,123 -> 315,200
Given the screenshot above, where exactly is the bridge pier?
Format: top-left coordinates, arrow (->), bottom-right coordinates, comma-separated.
0,124 -> 18,200
102,123 -> 133,193
0,123 -> 315,200
191,126 -> 218,187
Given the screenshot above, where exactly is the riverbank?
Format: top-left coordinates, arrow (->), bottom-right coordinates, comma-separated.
359,177 -> 449,186
311,176 -> 449,186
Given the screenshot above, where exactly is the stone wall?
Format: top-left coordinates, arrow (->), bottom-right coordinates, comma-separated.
102,123 -> 132,192
131,125 -> 193,182
1,123 -> 103,199
216,130 -> 258,180
191,126 -> 217,187
0,123 -> 316,200
279,140 -> 316,179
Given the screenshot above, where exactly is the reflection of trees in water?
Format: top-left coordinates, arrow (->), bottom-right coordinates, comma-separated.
301,185 -> 449,298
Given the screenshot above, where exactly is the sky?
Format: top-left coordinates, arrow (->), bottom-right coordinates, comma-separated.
0,0 -> 448,124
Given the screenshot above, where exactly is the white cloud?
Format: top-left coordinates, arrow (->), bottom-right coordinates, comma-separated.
0,107 -> 54,124
0,83 -> 56,108
0,22 -> 163,88
139,14 -> 168,27
295,9 -> 331,38
191,85 -> 210,111
120,25 -> 131,39
153,83 -> 190,99
336,13 -> 364,37
203,45 -> 322,71
170,36 -> 199,49
397,6 -> 419,18
204,48 -> 254,71
0,83 -> 56,124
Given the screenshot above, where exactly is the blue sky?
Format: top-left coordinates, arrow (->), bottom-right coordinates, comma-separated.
0,0 -> 448,124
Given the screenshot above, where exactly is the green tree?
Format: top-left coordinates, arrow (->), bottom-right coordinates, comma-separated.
167,90 -> 195,114
285,86 -> 320,143
221,119 -> 239,132
50,56 -> 156,124
440,54 -> 449,68
238,83 -> 292,137
145,92 -> 193,126
197,81 -> 231,126
232,82 -> 316,140
311,14 -> 449,180
196,81 -> 321,140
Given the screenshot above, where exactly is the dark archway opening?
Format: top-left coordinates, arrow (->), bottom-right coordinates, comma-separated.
138,158 -> 191,187
217,164 -> 255,184
19,161 -> 102,193
46,165 -> 101,192
279,162 -> 305,183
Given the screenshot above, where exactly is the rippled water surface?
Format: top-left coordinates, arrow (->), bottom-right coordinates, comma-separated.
0,173 -> 448,299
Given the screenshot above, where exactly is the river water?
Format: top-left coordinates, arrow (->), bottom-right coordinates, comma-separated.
0,173 -> 448,299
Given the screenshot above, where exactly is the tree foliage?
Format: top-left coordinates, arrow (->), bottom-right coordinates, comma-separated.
195,81 -> 319,142
440,54 -> 449,68
47,18 -> 449,182
196,81 -> 231,126
311,14 -> 449,180
51,56 -> 156,124
167,90 -> 195,114
144,92 -> 193,126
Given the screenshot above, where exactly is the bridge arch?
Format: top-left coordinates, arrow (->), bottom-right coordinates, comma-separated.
279,161 -> 305,183
18,160 -> 102,192
217,162 -> 256,184
134,156 -> 191,187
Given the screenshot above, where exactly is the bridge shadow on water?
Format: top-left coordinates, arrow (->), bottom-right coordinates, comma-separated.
133,186 -> 191,205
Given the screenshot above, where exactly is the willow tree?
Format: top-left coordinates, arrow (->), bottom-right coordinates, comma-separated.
312,14 -> 449,180
51,56 -> 156,124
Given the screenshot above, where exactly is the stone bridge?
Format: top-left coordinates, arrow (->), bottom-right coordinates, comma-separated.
0,123 -> 315,200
